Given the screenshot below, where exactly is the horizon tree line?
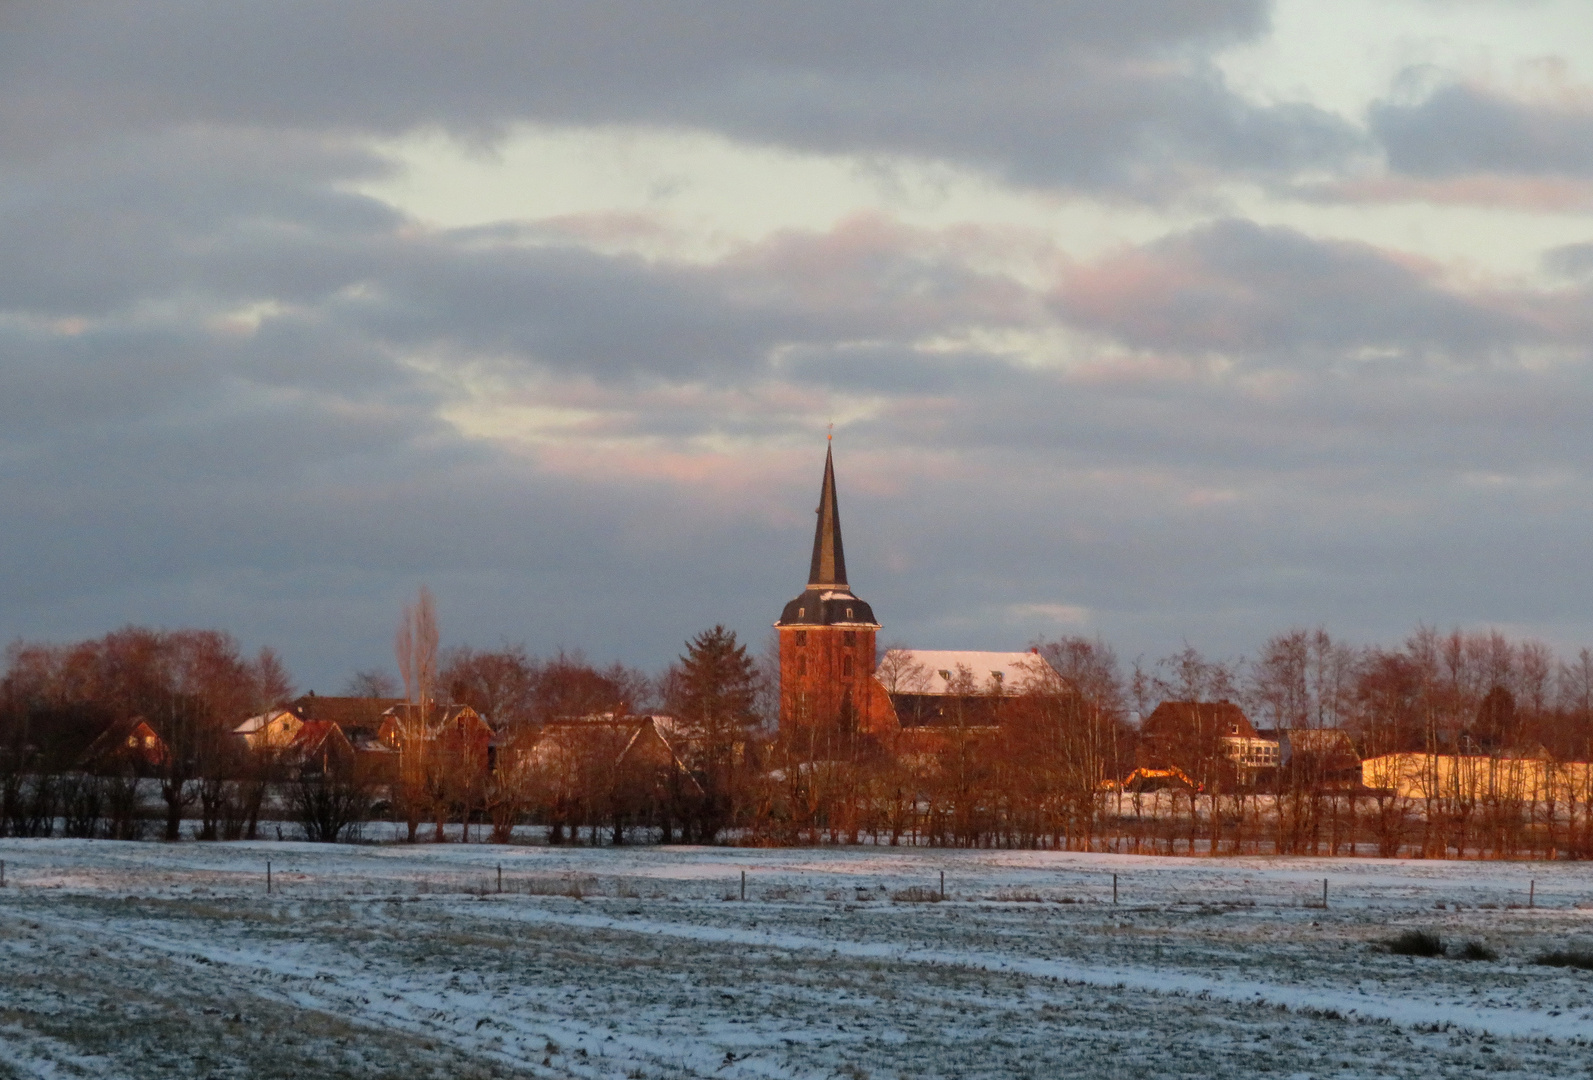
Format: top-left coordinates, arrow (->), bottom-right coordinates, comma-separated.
4,608 -> 1593,857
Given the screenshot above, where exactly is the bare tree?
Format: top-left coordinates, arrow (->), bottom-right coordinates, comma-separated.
394,586 -> 439,841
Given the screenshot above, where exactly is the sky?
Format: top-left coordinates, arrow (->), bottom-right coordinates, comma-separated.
4,1 -> 1593,691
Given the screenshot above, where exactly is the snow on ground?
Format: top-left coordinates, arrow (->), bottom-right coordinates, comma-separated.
2,838 -> 1592,1079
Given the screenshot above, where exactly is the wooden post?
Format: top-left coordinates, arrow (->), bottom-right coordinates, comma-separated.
1113,873 -> 1118,905
939,870 -> 945,901
266,860 -> 272,895
1,859 -> 6,888
1529,879 -> 1535,909
1322,878 -> 1328,909
741,870 -> 746,902
497,864 -> 503,894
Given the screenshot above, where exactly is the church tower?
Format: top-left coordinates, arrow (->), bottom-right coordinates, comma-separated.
776,444 -> 887,742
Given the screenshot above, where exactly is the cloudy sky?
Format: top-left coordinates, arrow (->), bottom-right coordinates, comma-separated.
4,1 -> 1593,689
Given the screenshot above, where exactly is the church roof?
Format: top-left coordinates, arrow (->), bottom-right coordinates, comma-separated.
778,443 -> 879,627
877,649 -> 1057,695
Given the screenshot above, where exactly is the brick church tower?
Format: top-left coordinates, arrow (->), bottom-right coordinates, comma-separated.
776,444 -> 891,743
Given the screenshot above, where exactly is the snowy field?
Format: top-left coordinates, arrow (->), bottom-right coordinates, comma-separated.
2,838 -> 1592,1079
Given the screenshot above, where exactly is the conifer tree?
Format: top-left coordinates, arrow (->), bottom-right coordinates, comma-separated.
669,625 -> 759,840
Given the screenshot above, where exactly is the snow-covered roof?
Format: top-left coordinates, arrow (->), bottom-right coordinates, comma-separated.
232,708 -> 296,735
876,649 -> 1057,696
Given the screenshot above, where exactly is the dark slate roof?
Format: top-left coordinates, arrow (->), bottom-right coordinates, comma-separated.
777,587 -> 878,627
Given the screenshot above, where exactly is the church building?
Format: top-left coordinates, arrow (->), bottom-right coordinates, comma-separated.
775,443 -> 895,743
776,444 -> 1065,747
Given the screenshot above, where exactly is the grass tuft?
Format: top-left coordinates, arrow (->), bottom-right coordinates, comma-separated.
1533,949 -> 1593,971
1386,929 -> 1445,957
890,885 -> 944,903
1455,940 -> 1498,961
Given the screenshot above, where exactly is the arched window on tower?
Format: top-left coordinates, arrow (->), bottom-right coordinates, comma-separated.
842,655 -> 854,677
797,654 -> 807,677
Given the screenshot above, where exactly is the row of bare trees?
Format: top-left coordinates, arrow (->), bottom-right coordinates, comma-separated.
8,616 -> 1593,856
0,627 -> 292,841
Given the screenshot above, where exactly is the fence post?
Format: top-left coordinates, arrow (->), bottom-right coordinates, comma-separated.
1113,873 -> 1118,905
1,859 -> 5,888
1322,878 -> 1328,909
1529,879 -> 1535,909
266,860 -> 271,895
940,870 -> 945,901
741,870 -> 746,902
498,864 -> 503,894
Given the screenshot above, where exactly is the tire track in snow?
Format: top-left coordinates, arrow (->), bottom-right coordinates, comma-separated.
481,901 -> 1593,1042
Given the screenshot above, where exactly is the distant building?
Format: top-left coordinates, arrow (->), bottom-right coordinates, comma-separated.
775,444 -> 894,741
876,648 -> 1060,729
1362,752 -> 1592,802
773,445 -> 1072,749
233,707 -> 303,751
77,716 -> 168,775
1268,727 -> 1362,788
1138,701 -> 1278,786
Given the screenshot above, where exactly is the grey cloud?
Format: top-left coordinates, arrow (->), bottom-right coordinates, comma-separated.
1053,219 -> 1529,362
0,130 -> 399,317
0,1 -> 1355,196
1371,80 -> 1593,178
1544,241 -> 1593,279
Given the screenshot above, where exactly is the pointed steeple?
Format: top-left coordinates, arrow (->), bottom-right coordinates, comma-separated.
807,443 -> 847,588
776,441 -> 878,628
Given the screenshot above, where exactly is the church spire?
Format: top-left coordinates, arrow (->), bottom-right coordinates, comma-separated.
776,441 -> 877,628
807,443 -> 847,588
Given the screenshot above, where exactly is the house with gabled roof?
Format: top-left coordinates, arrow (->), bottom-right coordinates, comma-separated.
233,707 -> 303,751
78,716 -> 168,776
1138,701 -> 1278,787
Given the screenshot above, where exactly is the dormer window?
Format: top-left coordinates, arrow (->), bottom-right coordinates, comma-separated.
846,607 -> 854,619
797,607 -> 805,618
991,671 -> 1003,684
939,670 -> 952,681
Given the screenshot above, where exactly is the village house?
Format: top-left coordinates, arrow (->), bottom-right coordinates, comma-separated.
1269,727 -> 1362,788
1137,701 -> 1279,788
77,716 -> 168,776
232,707 -> 303,751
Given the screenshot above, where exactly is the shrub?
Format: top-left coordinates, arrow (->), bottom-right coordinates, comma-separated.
891,885 -> 944,903
1386,930 -> 1445,957
1455,940 -> 1497,961
1533,949 -> 1593,971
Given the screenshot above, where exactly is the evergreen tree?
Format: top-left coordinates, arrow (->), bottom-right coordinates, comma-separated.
669,625 -> 759,840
